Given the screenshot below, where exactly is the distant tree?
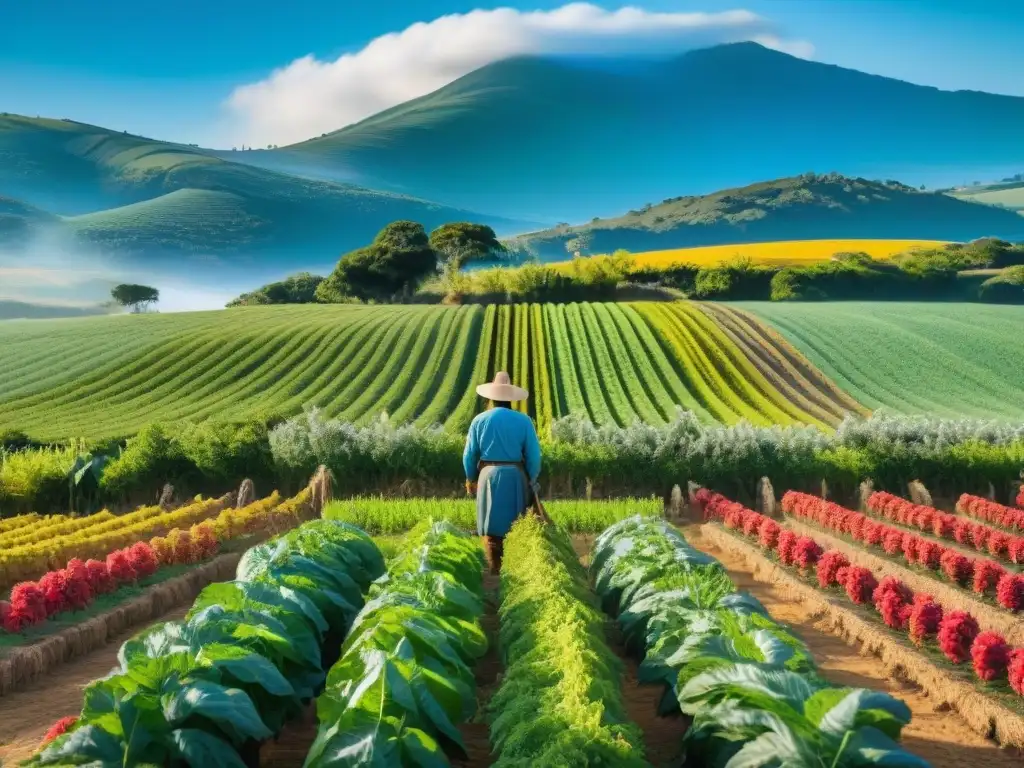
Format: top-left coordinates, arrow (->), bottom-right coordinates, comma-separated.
111,284 -> 159,314
227,272 -> 324,307
565,233 -> 591,258
317,221 -> 436,302
429,222 -> 505,270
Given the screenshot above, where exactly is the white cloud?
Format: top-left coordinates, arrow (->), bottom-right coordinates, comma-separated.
222,3 -> 813,147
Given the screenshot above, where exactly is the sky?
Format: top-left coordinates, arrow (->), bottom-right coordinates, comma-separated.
1,0 -> 1023,148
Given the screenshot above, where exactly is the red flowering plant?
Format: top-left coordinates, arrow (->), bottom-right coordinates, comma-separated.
1010,648 -> 1024,695
757,519 -> 781,551
882,530 -> 903,556
939,550 -> 973,586
900,533 -> 918,565
40,716 -> 78,747
85,559 -> 116,594
972,560 -> 1006,595
37,571 -> 68,615
908,594 -> 943,646
971,631 -> 1011,682
840,566 -> 878,605
127,542 -> 159,578
793,536 -> 823,571
777,530 -> 798,566
937,610 -> 980,664
7,582 -> 47,630
996,574 -> 1024,612
915,540 -> 942,570
105,550 -> 137,585
816,550 -> 849,589
873,577 -> 913,629
959,493 -> 1024,533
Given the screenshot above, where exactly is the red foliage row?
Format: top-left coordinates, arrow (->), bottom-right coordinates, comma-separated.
868,491 -> 1024,566
1,523 -> 220,634
958,493 -> 1024,534
697,488 -> 1024,693
782,491 -> 1024,614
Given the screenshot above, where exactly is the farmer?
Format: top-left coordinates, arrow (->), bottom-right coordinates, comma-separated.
463,371 -> 542,574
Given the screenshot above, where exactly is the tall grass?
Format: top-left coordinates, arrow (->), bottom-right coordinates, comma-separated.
0,443 -> 80,515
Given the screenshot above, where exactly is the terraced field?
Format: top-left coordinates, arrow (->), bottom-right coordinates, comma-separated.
744,302 -> 1024,419
0,302 -> 858,439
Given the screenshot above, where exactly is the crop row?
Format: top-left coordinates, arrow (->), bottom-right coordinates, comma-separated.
25,515 -> 386,766
868,491 -> 1024,568
308,519 -> 486,765
1,491 -> 308,634
956,493 -> 1024,534
785,491 -> 1024,613
491,514 -> 647,764
700,491 -> 1024,708
324,496 -> 663,535
0,302 -> 853,440
592,514 -> 925,766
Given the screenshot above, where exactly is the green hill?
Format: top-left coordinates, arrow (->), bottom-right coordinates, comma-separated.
0,114 -> 526,277
232,43 -> 1024,221
950,181 -> 1024,213
511,174 -> 1024,259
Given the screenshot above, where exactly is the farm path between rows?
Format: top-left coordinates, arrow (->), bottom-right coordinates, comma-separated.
0,606 -> 191,764
3,528 -> 1016,767
684,524 -> 1024,768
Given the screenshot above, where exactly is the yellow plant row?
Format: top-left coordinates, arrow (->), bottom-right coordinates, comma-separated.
0,513 -> 44,535
0,511 -> 118,548
0,489 -> 316,588
0,496 -> 230,589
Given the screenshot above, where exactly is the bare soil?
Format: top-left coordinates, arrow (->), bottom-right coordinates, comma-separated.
684,524 -> 1024,768
0,606 -> 190,764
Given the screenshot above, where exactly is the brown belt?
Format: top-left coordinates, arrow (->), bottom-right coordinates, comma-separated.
478,460 -> 525,470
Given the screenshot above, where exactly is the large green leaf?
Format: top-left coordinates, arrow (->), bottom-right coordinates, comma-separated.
807,688 -> 913,742
28,725 -> 126,766
161,678 -> 273,743
170,728 -> 248,768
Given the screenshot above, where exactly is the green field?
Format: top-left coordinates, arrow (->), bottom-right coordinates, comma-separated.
743,302 -> 1024,419
0,302 -> 860,440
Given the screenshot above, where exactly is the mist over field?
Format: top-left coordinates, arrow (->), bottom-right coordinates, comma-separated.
0,228 -> 239,313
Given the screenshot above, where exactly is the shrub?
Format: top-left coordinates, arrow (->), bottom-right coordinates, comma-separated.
793,536 -> 823,570
908,594 -> 943,646
996,574 -> 1024,612
777,530 -> 798,566
971,631 -> 1011,681
757,519 -> 781,551
939,550 -> 973,585
841,566 -> 878,605
937,611 -> 980,663
816,550 -> 849,588
85,559 -> 116,594
972,560 -> 1006,595
1010,649 -> 1024,695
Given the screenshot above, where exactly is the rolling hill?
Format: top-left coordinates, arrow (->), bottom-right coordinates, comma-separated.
511,174 -> 1024,259
0,114 -> 527,279
232,42 -> 1024,221
951,181 -> 1024,213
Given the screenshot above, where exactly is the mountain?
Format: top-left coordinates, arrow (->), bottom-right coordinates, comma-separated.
0,300 -> 111,320
230,43 -> 1024,221
512,173 -> 1024,259
0,115 -> 528,281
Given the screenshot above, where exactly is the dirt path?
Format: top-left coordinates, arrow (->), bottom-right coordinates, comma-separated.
0,606 -> 190,764
685,525 -> 1024,768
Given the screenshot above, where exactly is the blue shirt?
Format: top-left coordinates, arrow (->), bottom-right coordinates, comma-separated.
463,407 -> 542,482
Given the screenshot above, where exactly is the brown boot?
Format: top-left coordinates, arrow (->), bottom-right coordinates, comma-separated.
482,535 -> 504,575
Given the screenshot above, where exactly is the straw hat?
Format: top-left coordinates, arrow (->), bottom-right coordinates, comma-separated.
476,371 -> 529,402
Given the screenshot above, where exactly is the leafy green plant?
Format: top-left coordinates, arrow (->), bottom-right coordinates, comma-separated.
23,517 -> 385,767
487,515 -> 648,767
305,519 -> 487,767
591,516 -> 927,766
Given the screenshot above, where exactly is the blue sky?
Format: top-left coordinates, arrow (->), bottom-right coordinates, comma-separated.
2,0 -> 1023,147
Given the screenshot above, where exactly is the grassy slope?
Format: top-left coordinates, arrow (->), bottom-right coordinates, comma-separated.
0,302 -> 856,439
515,175 -> 1024,260
743,302 -> 1024,419
0,115 -> 517,271
951,182 -> 1024,213
236,43 -> 1024,222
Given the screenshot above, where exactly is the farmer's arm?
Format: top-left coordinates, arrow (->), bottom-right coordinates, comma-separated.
524,418 -> 541,483
463,420 -> 480,481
